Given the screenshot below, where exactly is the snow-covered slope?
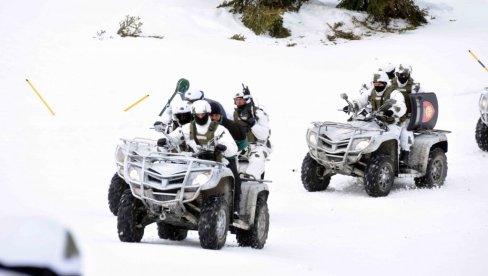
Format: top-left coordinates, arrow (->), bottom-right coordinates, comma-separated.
1,0 -> 488,275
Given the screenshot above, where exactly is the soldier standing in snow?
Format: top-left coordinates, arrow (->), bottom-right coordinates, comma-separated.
395,63 -> 424,167
233,85 -> 271,180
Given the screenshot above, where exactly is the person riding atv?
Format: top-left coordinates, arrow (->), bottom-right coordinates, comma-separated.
301,76 -> 449,197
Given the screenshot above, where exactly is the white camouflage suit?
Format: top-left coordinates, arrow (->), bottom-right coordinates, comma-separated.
239,106 -> 271,179
353,71 -> 407,147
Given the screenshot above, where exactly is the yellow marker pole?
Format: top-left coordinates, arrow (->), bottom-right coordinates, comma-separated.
25,79 -> 56,116
468,50 -> 488,73
124,94 -> 150,112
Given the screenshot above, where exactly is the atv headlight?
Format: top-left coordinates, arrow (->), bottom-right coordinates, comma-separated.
128,167 -> 141,182
307,131 -> 318,146
115,146 -> 125,164
351,138 -> 371,151
188,171 -> 213,186
479,92 -> 488,113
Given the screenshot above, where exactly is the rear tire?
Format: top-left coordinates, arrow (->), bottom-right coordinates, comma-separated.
108,173 -> 128,216
157,222 -> 188,241
475,118 -> 488,151
236,197 -> 269,249
415,148 -> 447,188
117,189 -> 146,242
364,155 -> 394,197
198,196 -> 229,250
301,153 -> 331,192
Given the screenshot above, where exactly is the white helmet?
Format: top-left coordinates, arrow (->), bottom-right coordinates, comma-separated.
381,62 -> 395,73
172,100 -> 191,115
233,85 -> 252,103
184,89 -> 204,102
396,63 -> 412,84
191,100 -> 211,114
373,70 -> 390,84
397,63 -> 412,76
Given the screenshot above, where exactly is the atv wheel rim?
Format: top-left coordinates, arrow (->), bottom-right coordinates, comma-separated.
431,159 -> 443,182
378,166 -> 392,189
216,209 -> 227,240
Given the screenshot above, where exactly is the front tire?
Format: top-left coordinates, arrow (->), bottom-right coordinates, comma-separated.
475,118 -> 488,151
108,173 -> 128,216
301,153 -> 332,192
236,197 -> 269,249
198,196 -> 229,250
364,155 -> 394,197
157,222 -> 188,241
117,189 -> 146,242
415,148 -> 447,188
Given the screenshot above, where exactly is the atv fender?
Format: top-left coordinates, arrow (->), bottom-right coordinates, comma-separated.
240,182 -> 269,226
361,132 -> 398,155
410,132 -> 448,173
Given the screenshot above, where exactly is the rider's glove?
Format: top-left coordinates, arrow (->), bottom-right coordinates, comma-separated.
215,144 -> 227,152
383,110 -> 394,116
154,121 -> 165,132
343,105 -> 351,113
239,107 -> 256,127
157,138 -> 167,147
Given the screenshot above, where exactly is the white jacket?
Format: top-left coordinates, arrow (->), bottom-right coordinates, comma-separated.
354,87 -> 407,124
168,120 -> 238,159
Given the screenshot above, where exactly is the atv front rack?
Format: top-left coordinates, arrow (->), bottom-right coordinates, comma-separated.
116,138 -> 224,210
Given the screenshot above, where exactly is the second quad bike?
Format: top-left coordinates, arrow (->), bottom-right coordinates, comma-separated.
302,92 -> 450,197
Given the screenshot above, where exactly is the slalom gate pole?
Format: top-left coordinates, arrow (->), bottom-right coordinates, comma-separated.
25,79 -> 56,116
124,94 -> 150,112
468,50 -> 488,73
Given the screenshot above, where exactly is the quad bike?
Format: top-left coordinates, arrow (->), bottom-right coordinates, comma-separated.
301,92 -> 450,197
475,87 -> 488,151
113,137 -> 270,250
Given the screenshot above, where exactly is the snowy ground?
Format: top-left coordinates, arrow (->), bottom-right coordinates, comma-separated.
1,0 -> 488,275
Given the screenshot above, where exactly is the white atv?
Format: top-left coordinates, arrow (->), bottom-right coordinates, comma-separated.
113,138 -> 270,250
301,93 -> 450,197
475,87 -> 488,151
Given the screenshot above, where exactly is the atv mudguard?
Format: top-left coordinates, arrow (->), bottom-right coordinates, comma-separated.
409,132 -> 448,173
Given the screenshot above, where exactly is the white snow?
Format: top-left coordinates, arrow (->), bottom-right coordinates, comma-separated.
1,0 -> 488,275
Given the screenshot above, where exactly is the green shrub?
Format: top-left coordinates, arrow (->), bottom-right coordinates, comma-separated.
117,15 -> 143,37
219,0 -> 308,38
230,33 -> 246,41
337,0 -> 428,27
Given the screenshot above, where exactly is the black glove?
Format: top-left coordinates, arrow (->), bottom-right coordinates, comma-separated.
343,105 -> 350,113
154,121 -> 165,132
239,107 -> 256,127
157,138 -> 167,147
246,115 -> 256,127
215,144 -> 227,152
383,110 -> 394,116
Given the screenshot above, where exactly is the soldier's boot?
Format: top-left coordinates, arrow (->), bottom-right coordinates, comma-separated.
399,150 -> 410,168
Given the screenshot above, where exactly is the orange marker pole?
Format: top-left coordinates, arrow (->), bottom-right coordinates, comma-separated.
124,94 -> 150,112
468,50 -> 488,73
25,79 -> 56,116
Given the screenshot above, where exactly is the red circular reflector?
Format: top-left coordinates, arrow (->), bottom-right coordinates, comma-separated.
423,101 -> 435,123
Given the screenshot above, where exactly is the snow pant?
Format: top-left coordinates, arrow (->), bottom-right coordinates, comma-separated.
226,158 -> 241,213
240,143 -> 270,180
399,120 -> 414,151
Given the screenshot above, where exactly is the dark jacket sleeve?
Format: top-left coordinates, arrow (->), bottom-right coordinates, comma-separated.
222,118 -> 246,141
